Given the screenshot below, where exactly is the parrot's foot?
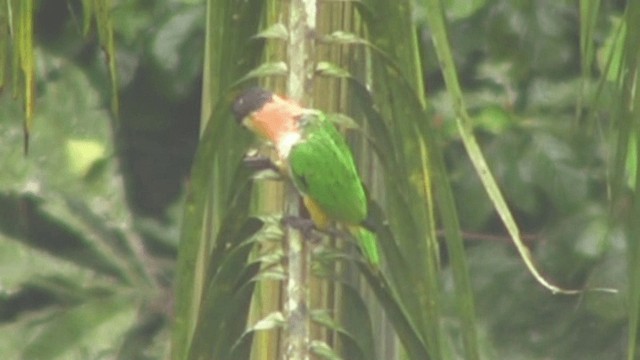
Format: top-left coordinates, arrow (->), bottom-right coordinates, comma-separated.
281,216 -> 323,243
243,154 -> 280,173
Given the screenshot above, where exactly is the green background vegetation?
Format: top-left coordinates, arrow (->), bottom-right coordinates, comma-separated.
0,0 -> 635,359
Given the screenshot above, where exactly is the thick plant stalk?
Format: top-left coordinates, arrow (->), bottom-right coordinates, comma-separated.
284,0 -> 315,359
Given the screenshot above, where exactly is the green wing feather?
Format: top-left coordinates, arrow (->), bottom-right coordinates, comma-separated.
352,226 -> 380,266
287,111 -> 379,265
288,111 -> 367,225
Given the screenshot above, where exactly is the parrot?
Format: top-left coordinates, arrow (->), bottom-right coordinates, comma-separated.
232,87 -> 380,266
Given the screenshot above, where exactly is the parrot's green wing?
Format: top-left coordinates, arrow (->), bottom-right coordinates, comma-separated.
351,226 -> 380,266
287,111 -> 367,225
288,111 -> 379,266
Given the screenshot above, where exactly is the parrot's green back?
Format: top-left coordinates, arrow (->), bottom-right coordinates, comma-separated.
287,111 -> 379,265
287,111 -> 367,225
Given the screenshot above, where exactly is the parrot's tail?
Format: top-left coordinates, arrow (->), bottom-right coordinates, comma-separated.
349,226 -> 380,266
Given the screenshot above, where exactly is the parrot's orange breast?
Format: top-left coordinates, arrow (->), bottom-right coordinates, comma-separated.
250,96 -> 304,145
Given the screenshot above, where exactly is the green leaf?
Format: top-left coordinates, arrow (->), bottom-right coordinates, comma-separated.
187,217 -> 262,359
316,61 -> 351,78
597,16 -> 626,83
255,23 -> 288,40
93,0 -> 119,115
210,270 -> 261,360
319,31 -> 368,45
251,311 -> 285,331
310,340 -> 344,360
22,294 -> 137,360
234,61 -> 288,86
358,265 -> 431,360
422,0 -> 580,296
171,1 -> 267,357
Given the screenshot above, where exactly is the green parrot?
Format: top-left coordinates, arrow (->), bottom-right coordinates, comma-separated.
232,87 -> 379,265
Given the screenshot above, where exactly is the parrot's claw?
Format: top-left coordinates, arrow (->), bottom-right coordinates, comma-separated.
281,215 -> 314,230
243,155 -> 279,172
281,216 -> 323,243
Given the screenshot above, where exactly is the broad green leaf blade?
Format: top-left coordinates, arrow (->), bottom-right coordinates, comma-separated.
358,264 -> 430,360
171,112 -> 248,359
205,178 -> 261,280
311,310 -> 358,357
187,227 -> 260,359
336,283 -> 377,360
171,0 -> 267,357
210,264 -> 261,360
228,311 -> 284,360
355,0 -> 449,356
347,79 -> 398,169
310,340 -> 343,360
419,112 -> 481,360
311,307 -> 371,360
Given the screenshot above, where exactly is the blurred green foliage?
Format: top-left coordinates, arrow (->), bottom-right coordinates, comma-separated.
422,1 -> 629,358
0,0 -> 203,358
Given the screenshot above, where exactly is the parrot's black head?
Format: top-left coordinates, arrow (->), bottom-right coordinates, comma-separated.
232,87 -> 274,123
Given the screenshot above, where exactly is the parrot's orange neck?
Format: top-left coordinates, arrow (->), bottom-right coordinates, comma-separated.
251,95 -> 305,157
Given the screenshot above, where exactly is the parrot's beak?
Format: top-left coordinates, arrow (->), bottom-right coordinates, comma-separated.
241,115 -> 260,136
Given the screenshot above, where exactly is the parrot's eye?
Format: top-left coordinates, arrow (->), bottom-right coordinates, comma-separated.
232,87 -> 274,122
